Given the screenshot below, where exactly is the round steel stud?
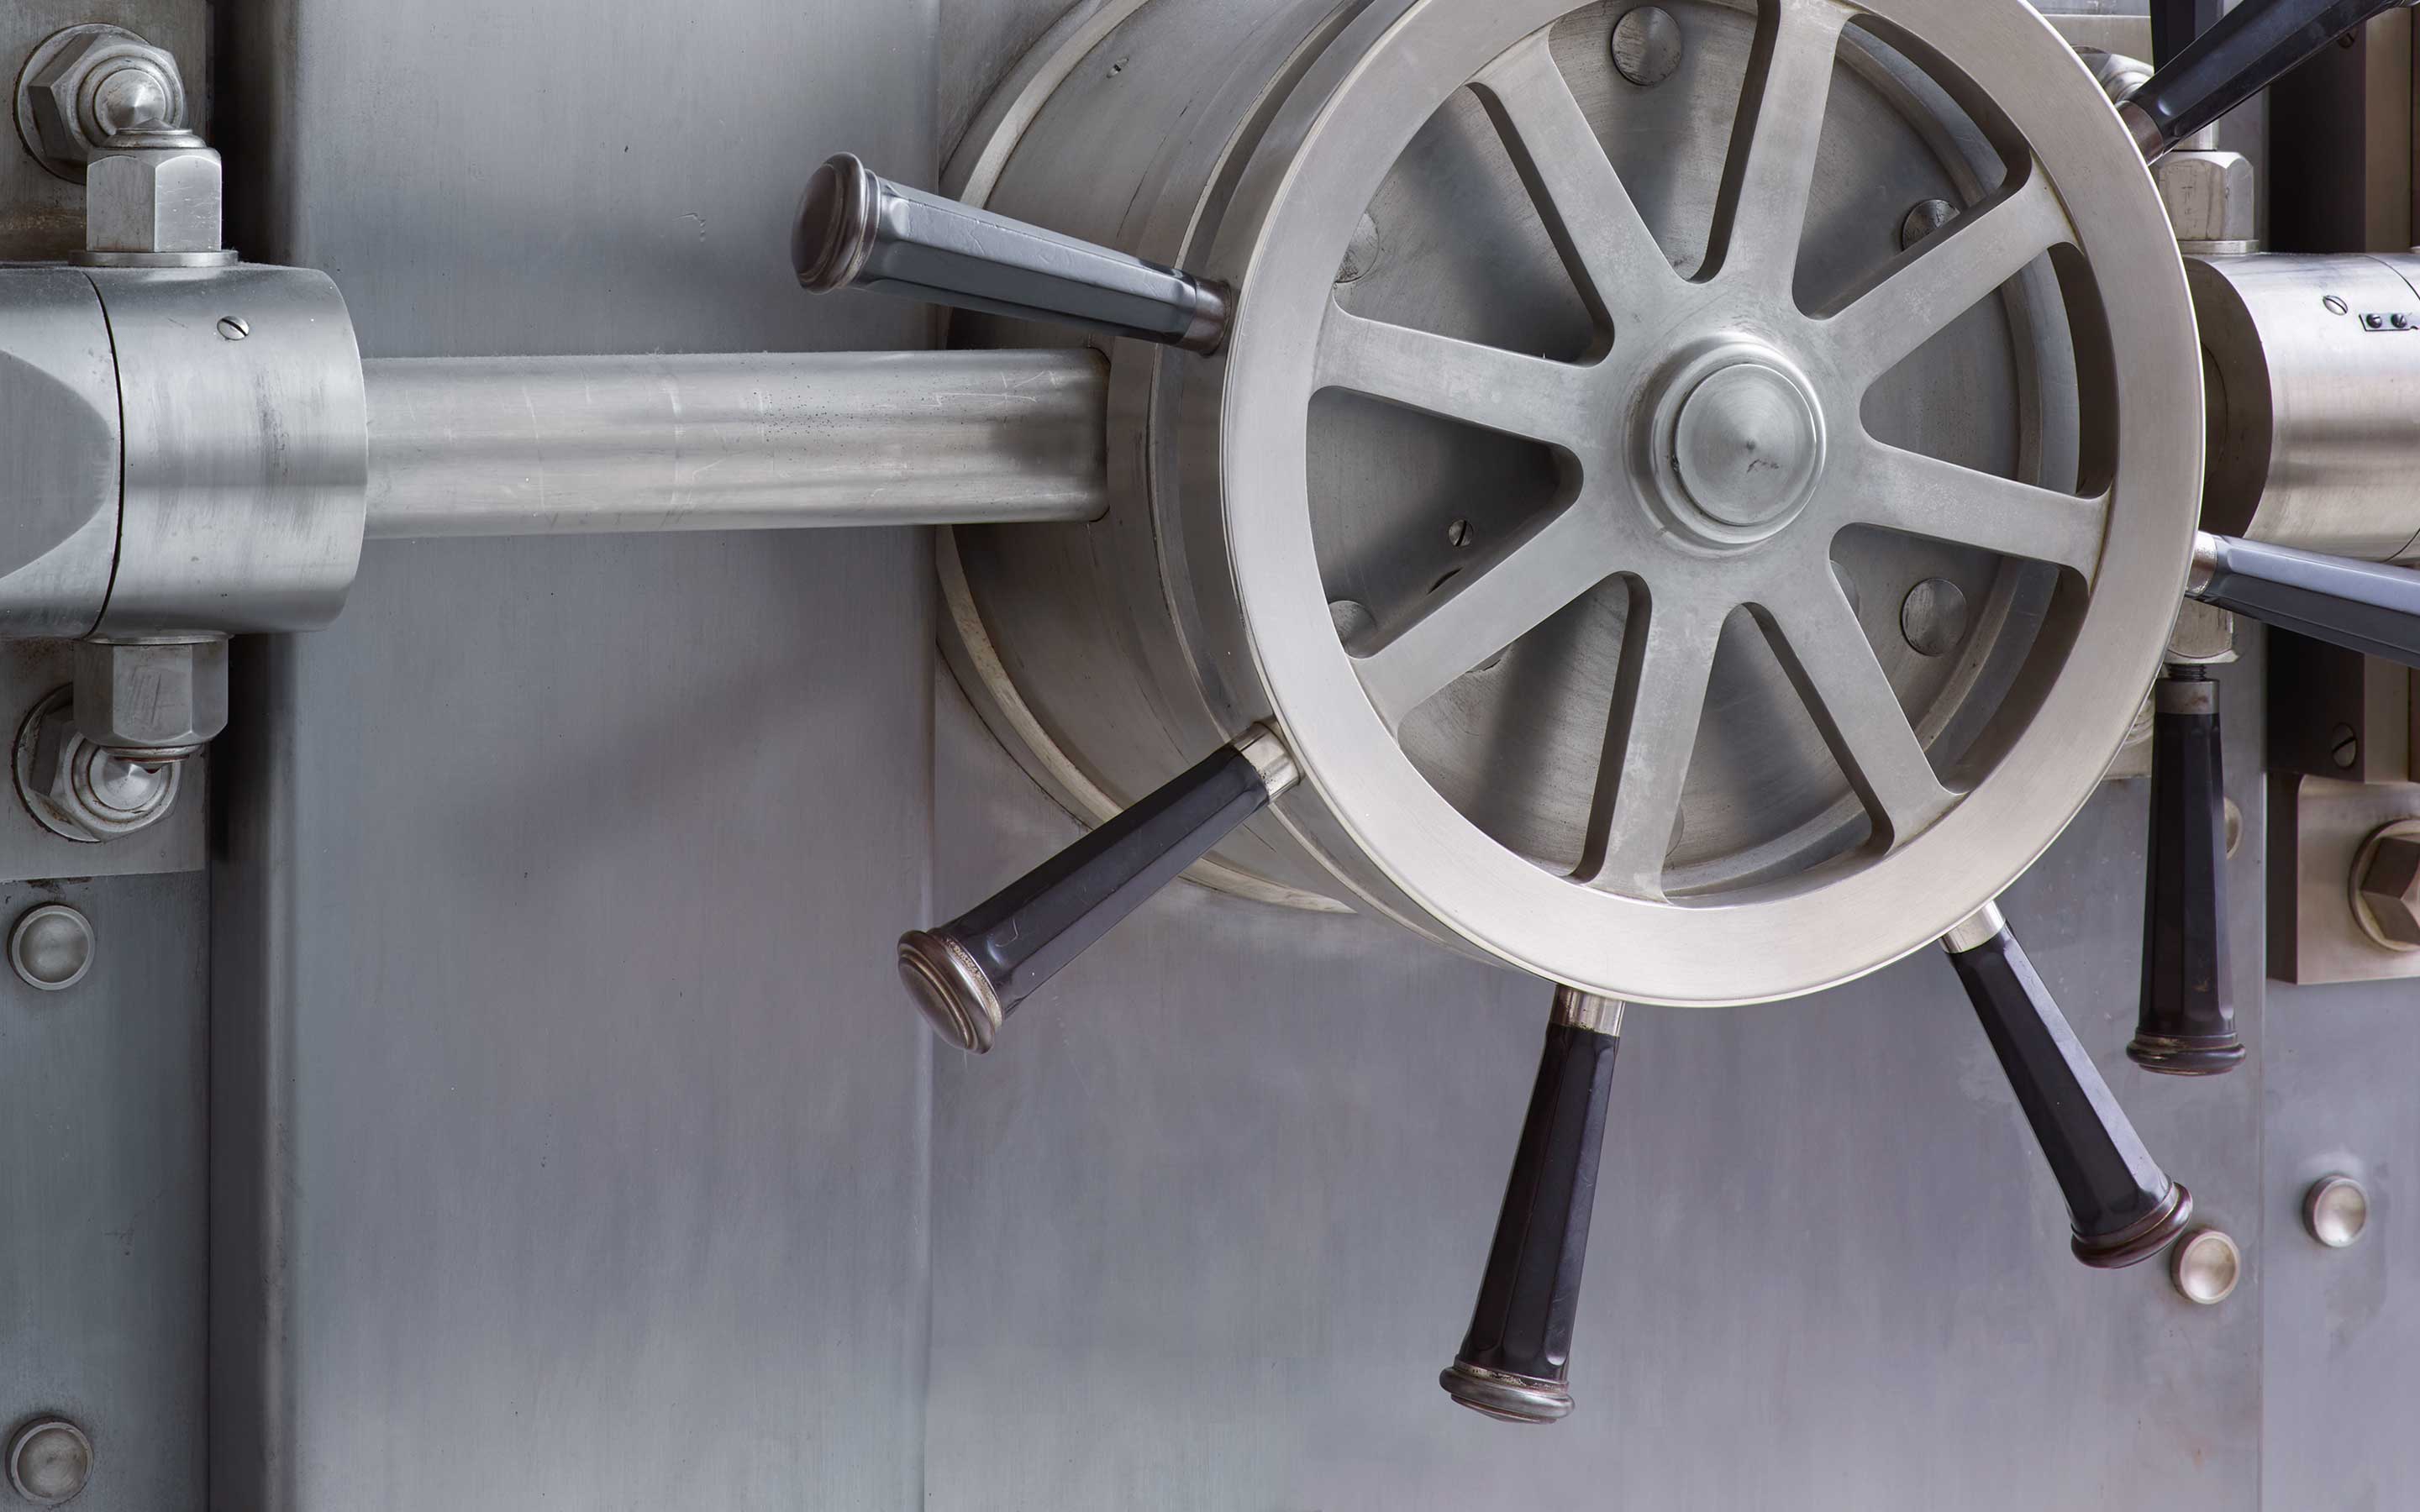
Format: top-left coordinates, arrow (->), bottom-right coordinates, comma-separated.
1611,8 -> 1684,88
1900,578 -> 1970,656
1899,197 -> 1958,249
7,1419 -> 92,1505
10,906 -> 94,991
2170,1228 -> 2242,1305
2304,1174 -> 2370,1249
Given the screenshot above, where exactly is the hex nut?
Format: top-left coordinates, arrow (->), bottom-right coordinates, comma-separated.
72,638 -> 229,758
2154,150 -> 2257,246
13,687 -> 182,844
84,137 -> 223,255
18,24 -> 189,181
2355,834 -> 2420,949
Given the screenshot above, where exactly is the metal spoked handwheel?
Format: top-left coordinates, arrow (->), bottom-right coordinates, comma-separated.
1218,0 -> 2202,1005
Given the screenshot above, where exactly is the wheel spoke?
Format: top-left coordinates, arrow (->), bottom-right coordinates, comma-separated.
1575,595 -> 1725,899
1353,504 -> 1617,731
1318,305 -> 1592,449
1844,439 -> 2108,580
1753,577 -> 1956,847
1706,0 -> 1849,291
1471,33 -> 1679,338
1823,169 -> 2070,387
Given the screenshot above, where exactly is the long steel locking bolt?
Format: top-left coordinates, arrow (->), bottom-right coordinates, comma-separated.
1441,988 -> 1623,1425
2132,668 -> 2244,1074
1944,904 -> 2192,1268
897,727 -> 1297,1053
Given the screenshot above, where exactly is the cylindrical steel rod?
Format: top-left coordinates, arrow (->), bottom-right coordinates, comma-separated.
794,153 -> 1232,353
1944,903 -> 2193,1268
2133,669 -> 2244,1075
1441,987 -> 1623,1426
360,349 -> 1107,538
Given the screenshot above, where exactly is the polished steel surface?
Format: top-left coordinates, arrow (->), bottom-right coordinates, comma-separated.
85,265 -> 366,634
1942,900 -> 2008,954
2349,819 -> 2420,950
944,0 -> 2200,1004
1,874 -> 207,1512
361,350 -> 1107,538
2191,252 -> 2420,561
0,268 -> 122,640
1215,0 -> 2199,1004
2302,1174 -> 2370,1248
0,646 -> 203,883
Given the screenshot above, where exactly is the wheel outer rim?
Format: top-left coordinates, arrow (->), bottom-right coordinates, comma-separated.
1213,0 -> 2202,1006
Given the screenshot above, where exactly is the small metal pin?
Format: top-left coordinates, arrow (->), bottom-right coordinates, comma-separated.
216,315 -> 249,339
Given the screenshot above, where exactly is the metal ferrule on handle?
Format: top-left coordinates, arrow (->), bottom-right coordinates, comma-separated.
2118,0 -> 2417,160
897,725 -> 1297,1053
2189,531 -> 2420,669
794,153 -> 1233,353
2132,669 -> 2244,1074
1942,905 -> 2193,1268
1441,987 -> 1624,1425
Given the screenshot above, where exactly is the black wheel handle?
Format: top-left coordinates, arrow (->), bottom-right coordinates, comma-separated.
2119,0 -> 2417,160
1441,988 -> 1623,1425
897,726 -> 1297,1053
1944,906 -> 2192,1268
2132,669 -> 2245,1075
2190,532 -> 2420,670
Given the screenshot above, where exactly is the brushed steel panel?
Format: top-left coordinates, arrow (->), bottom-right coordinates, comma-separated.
207,0 -> 941,1506
0,874 -> 207,1512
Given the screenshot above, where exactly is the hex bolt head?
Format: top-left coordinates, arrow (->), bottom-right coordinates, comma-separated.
2304,1175 -> 2371,1249
2353,827 -> 2420,951
82,138 -> 224,256
9,906 -> 95,992
71,638 -> 229,759
14,24 -> 188,181
2170,1228 -> 2242,1306
7,1419 -> 92,1505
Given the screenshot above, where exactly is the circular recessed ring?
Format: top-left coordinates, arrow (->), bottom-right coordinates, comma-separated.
1214,0 -> 2201,1006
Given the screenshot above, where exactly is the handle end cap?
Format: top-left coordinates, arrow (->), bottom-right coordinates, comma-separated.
2072,1182 -> 2192,1269
898,931 -> 1003,1053
1439,1362 -> 1573,1425
2125,1033 -> 2247,1077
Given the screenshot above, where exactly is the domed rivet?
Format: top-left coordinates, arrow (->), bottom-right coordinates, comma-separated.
9,905 -> 94,992
2304,1175 -> 2370,1249
7,1419 -> 93,1505
2170,1228 -> 2241,1305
